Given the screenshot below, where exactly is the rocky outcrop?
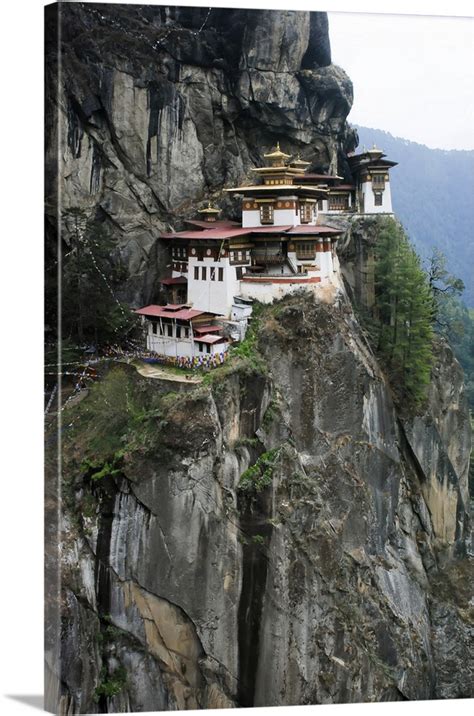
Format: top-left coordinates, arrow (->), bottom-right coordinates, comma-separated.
44,6 -> 472,712
46,296 -> 472,712
45,4 -> 356,306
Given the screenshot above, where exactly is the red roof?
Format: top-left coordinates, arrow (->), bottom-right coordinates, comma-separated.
160,276 -> 188,285
194,334 -> 226,345
287,225 -> 343,235
249,226 -> 292,234
184,219 -> 239,229
300,173 -> 343,181
328,184 -> 355,191
161,224 -> 342,240
161,227 -> 254,240
194,325 -> 222,334
135,305 -> 206,321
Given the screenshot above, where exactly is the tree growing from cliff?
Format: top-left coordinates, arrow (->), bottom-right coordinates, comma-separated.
426,248 -> 465,323
372,219 -> 434,407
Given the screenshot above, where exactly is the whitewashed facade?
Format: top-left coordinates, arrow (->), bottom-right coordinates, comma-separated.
359,177 -> 393,214
186,256 -> 244,316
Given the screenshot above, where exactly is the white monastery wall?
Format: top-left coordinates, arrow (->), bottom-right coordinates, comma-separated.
241,196 -> 317,228
146,333 -> 228,358
361,181 -> 393,214
187,257 -> 240,317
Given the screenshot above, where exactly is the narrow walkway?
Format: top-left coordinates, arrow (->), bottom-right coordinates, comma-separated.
132,361 -> 203,383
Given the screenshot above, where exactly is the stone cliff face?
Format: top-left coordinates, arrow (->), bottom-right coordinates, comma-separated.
47,296 -> 472,713
44,6 -> 472,713
45,3 -> 355,305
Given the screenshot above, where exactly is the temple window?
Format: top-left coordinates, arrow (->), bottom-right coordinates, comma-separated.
372,174 -> 385,189
328,194 -> 349,210
296,242 -> 315,259
374,193 -> 383,206
300,203 -> 312,223
202,266 -> 207,281
218,267 -> 224,281
194,266 -> 199,280
260,204 -> 274,224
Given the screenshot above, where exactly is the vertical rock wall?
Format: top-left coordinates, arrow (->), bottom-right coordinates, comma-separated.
49,298 -> 472,712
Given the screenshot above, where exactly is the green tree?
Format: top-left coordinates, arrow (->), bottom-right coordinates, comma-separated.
426,248 -> 465,325
371,218 -> 434,408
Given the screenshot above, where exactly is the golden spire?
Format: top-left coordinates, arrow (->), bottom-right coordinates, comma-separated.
368,143 -> 383,155
198,201 -> 220,214
290,152 -> 311,168
198,202 -> 220,221
264,142 -> 291,167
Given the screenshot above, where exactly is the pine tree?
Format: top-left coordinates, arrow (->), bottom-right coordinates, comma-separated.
371,218 -> 434,408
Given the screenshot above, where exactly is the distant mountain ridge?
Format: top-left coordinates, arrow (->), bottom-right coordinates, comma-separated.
355,126 -> 474,306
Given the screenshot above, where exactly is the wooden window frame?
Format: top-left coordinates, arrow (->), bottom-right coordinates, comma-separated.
300,203 -> 312,224
328,194 -> 349,211
259,204 -> 274,225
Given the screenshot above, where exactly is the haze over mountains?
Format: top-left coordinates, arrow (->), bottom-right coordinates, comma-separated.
356,126 -> 474,306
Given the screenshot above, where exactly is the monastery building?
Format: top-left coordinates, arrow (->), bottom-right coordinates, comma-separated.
136,142 -> 397,362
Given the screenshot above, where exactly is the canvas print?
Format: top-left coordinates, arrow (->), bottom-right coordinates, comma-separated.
44,2 -> 473,713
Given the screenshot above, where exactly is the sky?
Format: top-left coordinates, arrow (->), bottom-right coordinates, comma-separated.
328,11 -> 474,150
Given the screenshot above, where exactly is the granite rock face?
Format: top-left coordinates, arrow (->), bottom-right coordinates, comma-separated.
47,297 -> 472,713
45,4 -> 355,305
44,6 -> 472,712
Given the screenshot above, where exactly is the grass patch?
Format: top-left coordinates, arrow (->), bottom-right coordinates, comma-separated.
62,366 -> 175,495
235,436 -> 262,448
238,448 -> 281,493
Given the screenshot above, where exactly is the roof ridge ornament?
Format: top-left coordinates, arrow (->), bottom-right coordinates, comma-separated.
290,152 -> 311,169
264,142 -> 291,167
198,202 -> 220,215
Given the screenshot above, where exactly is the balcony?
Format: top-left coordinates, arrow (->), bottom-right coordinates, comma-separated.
295,252 -> 315,260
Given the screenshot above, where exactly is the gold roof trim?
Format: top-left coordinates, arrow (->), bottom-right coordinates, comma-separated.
290,153 -> 311,167
263,142 -> 291,161
198,202 -> 220,215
